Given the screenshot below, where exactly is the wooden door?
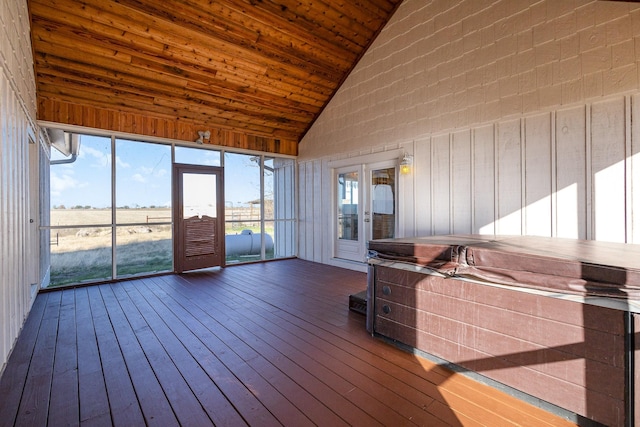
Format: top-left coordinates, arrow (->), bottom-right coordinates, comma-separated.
173,164 -> 225,273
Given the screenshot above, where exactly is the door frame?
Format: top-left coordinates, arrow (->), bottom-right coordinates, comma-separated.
334,164 -> 365,262
173,163 -> 225,273
329,150 -> 403,265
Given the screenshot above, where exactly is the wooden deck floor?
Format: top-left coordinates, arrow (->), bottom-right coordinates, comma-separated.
0,259 -> 576,426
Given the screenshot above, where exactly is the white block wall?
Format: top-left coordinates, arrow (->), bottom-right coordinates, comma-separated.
299,0 -> 640,264
0,0 -> 38,372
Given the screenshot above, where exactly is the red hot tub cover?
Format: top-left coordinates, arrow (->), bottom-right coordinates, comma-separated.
367,235 -> 640,300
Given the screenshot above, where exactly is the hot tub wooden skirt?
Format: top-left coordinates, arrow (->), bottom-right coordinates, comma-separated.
367,235 -> 640,427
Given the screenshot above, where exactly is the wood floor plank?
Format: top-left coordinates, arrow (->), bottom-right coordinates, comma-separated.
172,271 -> 443,426
14,292 -> 61,427
225,262 -> 356,324
75,287 -> 112,425
0,259 -> 578,427
143,275 -> 322,427
0,294 -> 47,427
184,268 -> 450,418
119,279 -> 249,427
48,289 -> 79,427
223,262 -> 366,327
109,282 -> 215,427
274,261 -> 577,426
211,267 -> 451,390
98,284 -> 180,426
202,268 -> 458,423
214,261 -> 573,426
141,274 -> 347,427
86,285 -> 146,427
215,285 -> 443,422
150,274 -> 382,426
131,277 -> 282,427
217,277 -> 448,425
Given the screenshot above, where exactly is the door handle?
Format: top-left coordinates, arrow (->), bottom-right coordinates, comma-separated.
364,218 -> 370,222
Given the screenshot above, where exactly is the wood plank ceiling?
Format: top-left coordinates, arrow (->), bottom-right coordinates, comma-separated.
29,0 -> 403,155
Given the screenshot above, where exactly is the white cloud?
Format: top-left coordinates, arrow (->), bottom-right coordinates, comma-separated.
132,173 -> 146,183
50,171 -> 88,197
116,157 -> 131,169
79,145 -> 109,167
78,145 -> 130,168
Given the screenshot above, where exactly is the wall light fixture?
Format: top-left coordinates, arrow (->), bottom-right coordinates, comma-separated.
399,153 -> 413,175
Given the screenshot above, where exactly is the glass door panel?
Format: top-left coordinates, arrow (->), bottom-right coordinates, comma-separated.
334,167 -> 364,262
370,167 -> 396,240
183,173 -> 217,218
337,171 -> 359,241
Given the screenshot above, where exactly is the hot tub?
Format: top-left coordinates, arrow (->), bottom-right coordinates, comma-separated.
367,235 -> 640,426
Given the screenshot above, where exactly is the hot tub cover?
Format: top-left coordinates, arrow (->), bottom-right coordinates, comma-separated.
367,235 -> 640,300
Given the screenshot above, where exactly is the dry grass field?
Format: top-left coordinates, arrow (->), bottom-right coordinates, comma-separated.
50,209 -> 173,286
51,208 -> 171,229
48,208 -> 273,287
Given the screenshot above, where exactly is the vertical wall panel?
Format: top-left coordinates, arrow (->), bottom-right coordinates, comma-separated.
472,125 -> 495,234
556,106 -> 587,239
524,113 -> 552,237
301,162 -> 315,260
0,72 -> 7,366
414,137 -> 432,235
431,135 -> 450,234
591,98 -> 627,243
452,130 -> 472,234
298,97 -> 640,265
398,142 -> 416,238
312,159 -> 323,263
631,94 -> 640,244
321,158 -> 333,263
0,71 -> 34,371
496,119 -> 522,235
297,162 -> 307,259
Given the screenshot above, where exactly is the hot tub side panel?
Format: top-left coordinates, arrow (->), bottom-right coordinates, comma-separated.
372,265 -> 626,427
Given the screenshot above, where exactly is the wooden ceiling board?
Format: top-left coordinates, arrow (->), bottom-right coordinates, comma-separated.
30,0 -> 403,154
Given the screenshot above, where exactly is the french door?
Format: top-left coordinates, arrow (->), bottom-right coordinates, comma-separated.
334,161 -> 397,262
173,163 -> 225,273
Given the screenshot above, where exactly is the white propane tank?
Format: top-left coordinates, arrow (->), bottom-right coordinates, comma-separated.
225,229 -> 274,256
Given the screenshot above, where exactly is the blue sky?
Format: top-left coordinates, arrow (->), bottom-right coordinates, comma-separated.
50,135 -> 264,209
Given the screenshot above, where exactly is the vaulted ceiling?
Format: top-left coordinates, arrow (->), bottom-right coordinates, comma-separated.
29,0 -> 403,155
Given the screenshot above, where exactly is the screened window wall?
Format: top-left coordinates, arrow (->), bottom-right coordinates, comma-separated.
46,131 -> 296,287
49,135 -> 114,286
223,154 -> 296,263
